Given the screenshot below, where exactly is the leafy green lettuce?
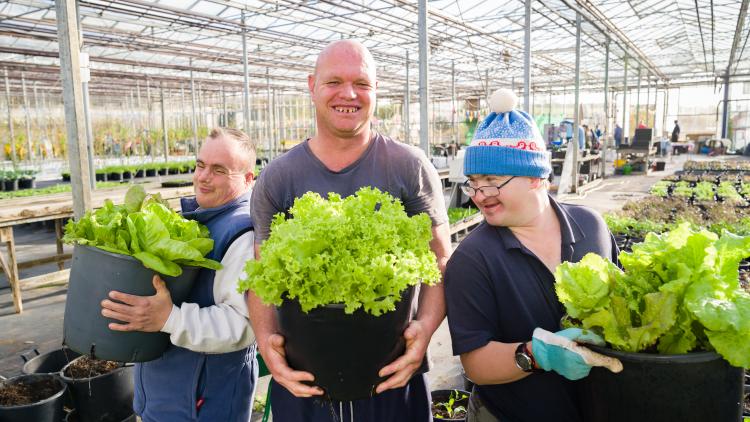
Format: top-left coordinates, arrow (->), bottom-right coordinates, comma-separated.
63,185 -> 221,277
238,187 -> 441,316
556,223 -> 750,368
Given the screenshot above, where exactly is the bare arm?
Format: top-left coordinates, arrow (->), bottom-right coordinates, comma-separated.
376,222 -> 452,393
247,243 -> 323,397
461,341 -> 532,385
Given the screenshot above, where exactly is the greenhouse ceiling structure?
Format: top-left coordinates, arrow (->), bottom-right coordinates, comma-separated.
2,0 -> 750,214
1,0 -> 749,100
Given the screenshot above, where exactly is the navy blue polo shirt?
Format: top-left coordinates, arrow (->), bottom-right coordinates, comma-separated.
444,197 -> 618,422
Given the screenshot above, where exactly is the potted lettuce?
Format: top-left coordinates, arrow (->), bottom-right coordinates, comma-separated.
555,223 -> 749,422
62,185 -> 221,362
239,187 -> 441,400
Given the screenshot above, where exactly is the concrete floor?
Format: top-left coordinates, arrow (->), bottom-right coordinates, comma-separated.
0,152 -> 745,419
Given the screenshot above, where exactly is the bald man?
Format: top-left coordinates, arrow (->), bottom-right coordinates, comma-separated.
247,40 -> 451,421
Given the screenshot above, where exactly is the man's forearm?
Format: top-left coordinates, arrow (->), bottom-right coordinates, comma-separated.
247,290 -> 278,356
416,222 -> 451,335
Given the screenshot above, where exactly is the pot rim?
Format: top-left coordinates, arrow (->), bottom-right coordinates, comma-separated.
75,244 -> 199,270
0,373 -> 66,409
587,344 -> 725,364
59,355 -> 132,382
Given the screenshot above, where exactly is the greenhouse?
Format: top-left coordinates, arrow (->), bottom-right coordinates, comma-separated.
0,0 -> 749,421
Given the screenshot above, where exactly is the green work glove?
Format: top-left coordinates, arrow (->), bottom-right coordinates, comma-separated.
531,327 -> 623,380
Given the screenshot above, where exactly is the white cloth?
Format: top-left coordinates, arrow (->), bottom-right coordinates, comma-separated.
161,231 -> 256,354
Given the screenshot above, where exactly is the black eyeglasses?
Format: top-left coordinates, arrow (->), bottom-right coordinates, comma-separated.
461,176 -> 515,197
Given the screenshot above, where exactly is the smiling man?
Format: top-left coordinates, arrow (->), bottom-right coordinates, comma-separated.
247,40 -> 451,421
101,127 -> 258,421
444,89 -> 622,422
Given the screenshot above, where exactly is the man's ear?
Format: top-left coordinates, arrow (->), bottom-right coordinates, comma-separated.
529,177 -> 543,190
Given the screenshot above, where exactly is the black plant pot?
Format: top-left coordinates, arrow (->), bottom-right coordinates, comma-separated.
63,245 -> 198,362
61,357 -> 134,422
107,172 -> 122,181
65,409 -> 137,422
0,373 -> 67,422
277,287 -> 415,401
3,179 -> 18,191
157,169 -> 167,176
17,178 -> 35,190
431,389 -> 470,421
161,180 -> 193,188
22,347 -> 81,376
167,168 -> 179,175
134,169 -> 144,178
145,169 -> 157,177
95,173 -> 106,182
121,171 -> 132,180
62,174 -> 71,182
580,348 -> 744,422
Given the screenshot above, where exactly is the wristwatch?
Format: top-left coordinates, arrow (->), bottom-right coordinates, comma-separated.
514,342 -> 539,373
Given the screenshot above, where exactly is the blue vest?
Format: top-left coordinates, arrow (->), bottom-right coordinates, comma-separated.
134,193 -> 257,422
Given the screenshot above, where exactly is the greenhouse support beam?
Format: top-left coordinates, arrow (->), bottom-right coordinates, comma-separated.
721,75 -> 730,138
266,68 -> 272,159
241,10 -> 250,135
21,72 -> 32,161
55,0 -> 92,219
81,77 -> 95,189
222,85 -> 227,127
571,12 -> 582,194
602,39 -> 609,180
622,54 -> 628,140
451,59 -> 456,145
4,68 -> 15,161
418,0 -> 429,157
160,83 -> 168,162
404,50 -> 410,144
523,0 -> 531,112
646,75 -> 651,127
635,65 -> 641,128
190,58 -> 198,156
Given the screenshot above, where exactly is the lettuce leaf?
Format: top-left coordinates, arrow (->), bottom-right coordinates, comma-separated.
64,185 -> 221,277
555,223 -> 750,368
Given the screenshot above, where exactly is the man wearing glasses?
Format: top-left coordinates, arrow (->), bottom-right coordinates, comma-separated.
444,89 -> 622,422
102,128 -> 259,421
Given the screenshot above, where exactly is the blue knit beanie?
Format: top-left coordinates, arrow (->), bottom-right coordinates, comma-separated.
464,88 -> 551,178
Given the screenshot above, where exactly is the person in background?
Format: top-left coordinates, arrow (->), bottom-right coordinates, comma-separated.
101,127 -> 258,422
444,88 -> 622,422
614,123 -> 623,148
671,120 -> 680,143
247,39 -> 451,421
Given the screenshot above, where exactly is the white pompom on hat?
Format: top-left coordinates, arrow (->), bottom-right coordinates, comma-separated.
489,88 -> 518,114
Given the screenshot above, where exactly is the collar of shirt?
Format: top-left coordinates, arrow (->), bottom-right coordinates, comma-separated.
493,195 -> 585,262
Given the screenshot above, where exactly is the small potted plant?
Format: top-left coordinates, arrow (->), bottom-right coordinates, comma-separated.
239,187 -> 441,401
1,170 -> 19,191
17,170 -> 36,190
431,389 -> 469,421
60,355 -> 134,422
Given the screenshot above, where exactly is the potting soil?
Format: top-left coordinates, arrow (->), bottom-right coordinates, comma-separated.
63,356 -> 122,379
0,378 -> 60,406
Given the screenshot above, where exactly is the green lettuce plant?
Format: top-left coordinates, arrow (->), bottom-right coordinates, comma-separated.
63,185 -> 221,277
556,223 -> 750,368
238,187 -> 441,316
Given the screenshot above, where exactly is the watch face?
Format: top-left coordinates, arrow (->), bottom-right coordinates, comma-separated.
515,350 -> 534,372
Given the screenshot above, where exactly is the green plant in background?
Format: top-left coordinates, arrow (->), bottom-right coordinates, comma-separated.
63,185 -> 221,277
0,181 -> 122,200
239,187 -> 441,316
693,182 -> 715,202
433,390 -> 468,420
649,181 -> 671,198
673,181 -> 693,198
448,207 -> 479,225
556,223 -> 750,368
717,182 -> 744,204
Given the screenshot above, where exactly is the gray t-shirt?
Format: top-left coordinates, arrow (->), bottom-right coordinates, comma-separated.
251,133 -> 448,243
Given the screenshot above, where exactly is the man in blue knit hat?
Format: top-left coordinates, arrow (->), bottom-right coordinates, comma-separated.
101,127 -> 258,421
444,89 -> 622,422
